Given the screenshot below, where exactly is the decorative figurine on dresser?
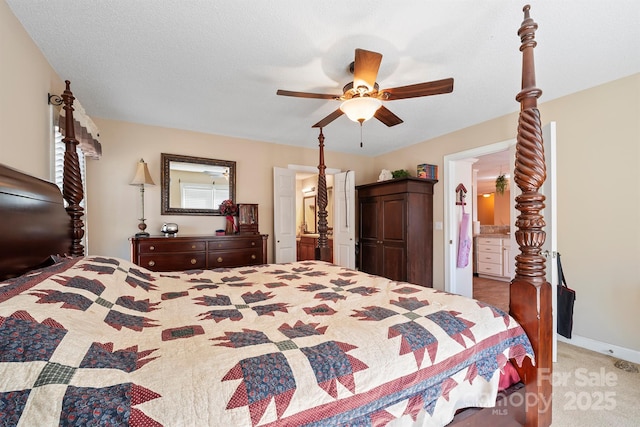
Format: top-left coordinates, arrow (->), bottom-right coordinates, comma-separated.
237,203 -> 259,234
131,204 -> 267,272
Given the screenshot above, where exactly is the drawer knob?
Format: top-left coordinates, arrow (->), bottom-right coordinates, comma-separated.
148,260 -> 155,267
191,258 -> 197,265
217,257 -> 223,263
251,254 -> 256,260
192,245 -> 196,249
251,242 -> 255,246
149,246 -> 155,251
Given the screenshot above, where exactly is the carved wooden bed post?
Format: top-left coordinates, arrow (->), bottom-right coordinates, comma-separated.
510,6 -> 552,427
315,128 -> 331,262
60,80 -> 85,256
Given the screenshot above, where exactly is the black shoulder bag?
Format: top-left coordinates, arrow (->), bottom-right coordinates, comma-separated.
556,253 -> 576,338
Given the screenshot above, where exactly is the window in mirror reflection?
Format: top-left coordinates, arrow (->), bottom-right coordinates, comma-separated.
169,162 -> 230,209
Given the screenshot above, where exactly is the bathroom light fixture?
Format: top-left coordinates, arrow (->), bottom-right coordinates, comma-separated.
130,159 -> 155,237
339,96 -> 382,124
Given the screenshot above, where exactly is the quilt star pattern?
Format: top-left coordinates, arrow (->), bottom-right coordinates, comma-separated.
0,257 -> 532,426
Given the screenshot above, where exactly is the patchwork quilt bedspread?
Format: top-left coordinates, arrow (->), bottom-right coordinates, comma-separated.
0,257 -> 533,426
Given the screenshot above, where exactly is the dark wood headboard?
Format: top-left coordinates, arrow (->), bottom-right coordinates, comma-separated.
0,164 -> 71,280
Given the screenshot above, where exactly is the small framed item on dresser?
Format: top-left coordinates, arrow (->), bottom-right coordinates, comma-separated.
237,204 -> 259,234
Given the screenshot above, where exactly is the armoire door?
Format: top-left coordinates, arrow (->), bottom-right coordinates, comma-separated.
379,194 -> 407,282
359,197 -> 381,276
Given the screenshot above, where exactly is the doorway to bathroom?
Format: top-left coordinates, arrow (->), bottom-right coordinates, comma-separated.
273,166 -> 356,269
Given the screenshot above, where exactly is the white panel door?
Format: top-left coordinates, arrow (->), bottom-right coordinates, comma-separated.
448,159 -> 475,298
273,167 -> 297,263
332,171 -> 356,269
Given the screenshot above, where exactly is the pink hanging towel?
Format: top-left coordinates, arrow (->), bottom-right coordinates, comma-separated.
457,204 -> 472,268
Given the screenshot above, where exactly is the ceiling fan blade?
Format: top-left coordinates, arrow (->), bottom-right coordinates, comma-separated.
353,49 -> 383,91
383,78 -> 454,100
312,109 -> 344,128
276,89 -> 338,100
375,105 -> 403,127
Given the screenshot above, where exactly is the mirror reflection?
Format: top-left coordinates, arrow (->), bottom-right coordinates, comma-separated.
161,153 -> 236,216
303,196 -> 316,234
296,174 -> 334,235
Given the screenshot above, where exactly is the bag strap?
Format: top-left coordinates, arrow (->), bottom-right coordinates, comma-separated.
557,253 -> 568,287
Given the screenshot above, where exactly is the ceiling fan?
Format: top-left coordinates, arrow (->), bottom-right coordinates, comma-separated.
203,167 -> 229,180
277,48 -> 454,128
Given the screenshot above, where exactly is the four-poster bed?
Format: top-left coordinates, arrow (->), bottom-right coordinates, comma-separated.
312,5 -> 552,425
0,5 -> 551,426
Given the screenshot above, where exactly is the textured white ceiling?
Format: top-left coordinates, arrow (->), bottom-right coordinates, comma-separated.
7,0 -> 639,157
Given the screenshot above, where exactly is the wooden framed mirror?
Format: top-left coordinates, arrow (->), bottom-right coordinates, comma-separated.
161,153 -> 236,216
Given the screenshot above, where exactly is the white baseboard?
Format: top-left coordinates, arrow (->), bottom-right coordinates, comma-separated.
558,334 -> 640,365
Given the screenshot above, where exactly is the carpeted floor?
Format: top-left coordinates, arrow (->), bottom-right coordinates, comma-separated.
552,341 -> 640,426
472,277 -> 640,426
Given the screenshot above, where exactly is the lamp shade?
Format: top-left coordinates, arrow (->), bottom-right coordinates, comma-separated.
130,159 -> 155,186
339,97 -> 382,123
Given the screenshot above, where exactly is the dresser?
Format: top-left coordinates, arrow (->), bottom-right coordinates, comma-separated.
476,236 -> 512,281
357,177 -> 436,287
130,234 -> 268,272
476,237 -> 503,277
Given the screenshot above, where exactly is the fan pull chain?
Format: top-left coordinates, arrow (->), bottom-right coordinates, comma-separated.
359,120 -> 364,148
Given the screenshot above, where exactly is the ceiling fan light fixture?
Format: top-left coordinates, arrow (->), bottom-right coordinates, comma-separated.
340,97 -> 382,123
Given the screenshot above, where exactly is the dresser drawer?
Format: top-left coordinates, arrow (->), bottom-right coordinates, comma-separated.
208,249 -> 263,268
208,238 -> 261,250
477,262 -> 502,275
478,244 -> 502,254
477,237 -> 502,246
477,252 -> 502,264
138,253 -> 206,271
138,240 -> 206,253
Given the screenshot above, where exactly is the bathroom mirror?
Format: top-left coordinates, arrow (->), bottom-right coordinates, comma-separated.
161,153 -> 236,216
303,196 -> 317,233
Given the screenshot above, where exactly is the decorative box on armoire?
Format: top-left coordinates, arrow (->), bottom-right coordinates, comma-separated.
356,177 -> 437,288
237,204 -> 259,234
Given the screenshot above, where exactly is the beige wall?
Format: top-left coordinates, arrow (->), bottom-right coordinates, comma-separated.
3,1 -> 638,352
476,194 -> 495,225
542,75 -> 639,351
374,73 -> 640,352
1,0 -> 63,177
477,190 -> 510,225
493,189 -> 511,226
